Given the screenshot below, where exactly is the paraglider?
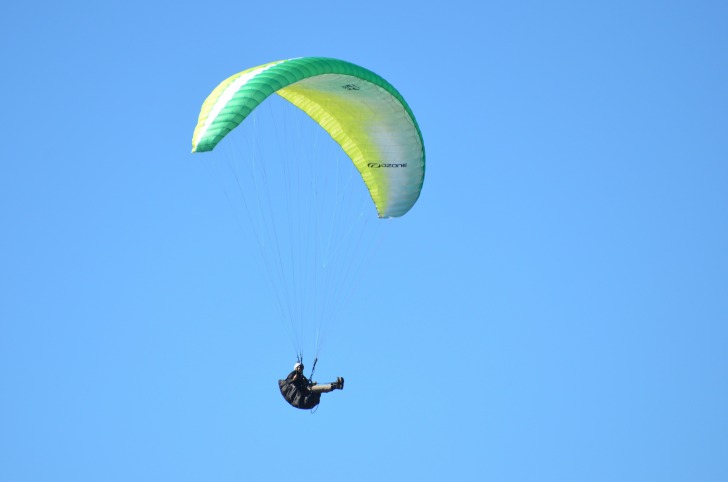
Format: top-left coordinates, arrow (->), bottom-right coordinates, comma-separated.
191,57 -> 425,409
278,362 -> 344,410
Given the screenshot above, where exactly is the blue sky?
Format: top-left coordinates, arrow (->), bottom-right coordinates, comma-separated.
2,1 -> 727,480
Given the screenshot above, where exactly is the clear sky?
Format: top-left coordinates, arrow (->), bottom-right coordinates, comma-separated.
2,1 -> 727,481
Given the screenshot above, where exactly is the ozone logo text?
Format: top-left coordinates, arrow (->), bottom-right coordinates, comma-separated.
368,163 -> 408,168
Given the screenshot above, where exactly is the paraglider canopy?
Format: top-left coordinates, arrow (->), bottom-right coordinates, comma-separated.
191,57 -> 425,218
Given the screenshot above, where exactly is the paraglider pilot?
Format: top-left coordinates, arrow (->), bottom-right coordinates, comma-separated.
278,362 -> 344,409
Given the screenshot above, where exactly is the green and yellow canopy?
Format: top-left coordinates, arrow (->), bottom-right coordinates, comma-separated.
191,57 -> 425,218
